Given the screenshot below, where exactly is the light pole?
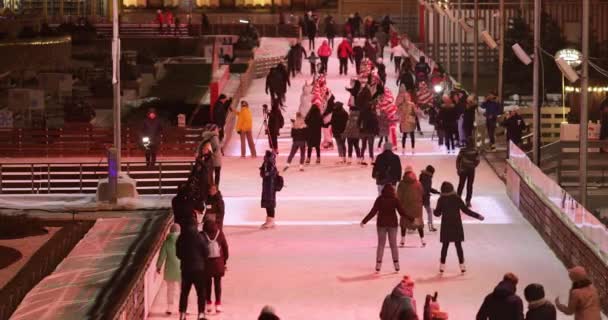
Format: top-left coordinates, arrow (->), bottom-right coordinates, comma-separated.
457,0 -> 462,83
580,0 -> 590,207
112,0 -> 121,173
532,0 -> 540,165
473,0 -> 479,98
498,0 -> 505,103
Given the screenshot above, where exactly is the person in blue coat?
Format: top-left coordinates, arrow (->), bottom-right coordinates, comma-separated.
260,150 -> 279,229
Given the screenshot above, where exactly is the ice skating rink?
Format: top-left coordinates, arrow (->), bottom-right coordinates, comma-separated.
150,38 -> 582,319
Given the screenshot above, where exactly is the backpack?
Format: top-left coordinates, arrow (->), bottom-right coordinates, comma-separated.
206,231 -> 221,258
274,174 -> 284,192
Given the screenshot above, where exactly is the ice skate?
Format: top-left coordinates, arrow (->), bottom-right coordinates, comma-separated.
393,261 -> 400,272
215,303 -> 223,313
299,165 -> 304,171
179,313 -> 187,320
460,263 -> 466,274
316,158 -> 321,164
428,224 -> 437,232
439,263 -> 445,274
261,217 -> 275,229
198,312 -> 207,320
375,261 -> 382,273
420,238 -> 426,247
400,236 -> 405,247
466,201 -> 472,208
283,165 -> 290,172
305,158 -> 311,165
206,302 -> 214,313
165,311 -> 172,315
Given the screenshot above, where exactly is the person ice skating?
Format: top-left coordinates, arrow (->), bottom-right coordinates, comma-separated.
235,100 -> 256,158
337,38 -> 353,75
373,142 -> 402,194
259,306 -> 281,320
434,181 -> 484,274
361,184 -> 411,272
419,165 -> 440,232
176,224 -> 209,320
476,273 -> 525,320
324,14 -> 336,48
480,91 -> 503,151
267,103 -> 284,154
284,112 -> 307,172
450,88 -> 468,146
306,52 -> 319,75
439,95 -> 458,153
260,151 -> 279,229
344,103 -> 362,164
298,81 -> 314,117
358,83 -> 378,165
364,39 -> 378,61
331,102 -> 349,164
199,124 -> 223,187
555,266 -> 601,320
415,56 -> 431,84
265,65 -> 290,107
376,58 -> 387,84
321,94 -> 336,150
376,30 -> 389,59
456,137 -> 480,207
353,40 -> 365,74
396,87 -> 417,154
524,283 -> 557,320
379,280 -> 415,320
391,43 -> 408,74
172,185 -> 200,228
156,223 -> 181,315
501,108 -> 527,149
286,41 -> 307,78
202,220 -> 229,315
305,104 -> 323,164
142,108 -> 162,167
204,184 -> 225,230
463,94 -> 477,143
306,12 -> 318,51
397,165 -> 426,247
317,40 -> 332,74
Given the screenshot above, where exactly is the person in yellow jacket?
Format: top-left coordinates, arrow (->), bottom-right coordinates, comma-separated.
235,100 -> 257,158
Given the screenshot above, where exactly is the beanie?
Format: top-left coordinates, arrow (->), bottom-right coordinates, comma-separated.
568,266 -> 588,282
524,283 -> 545,302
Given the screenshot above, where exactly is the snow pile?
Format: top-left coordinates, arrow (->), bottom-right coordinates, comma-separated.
0,194 -> 172,213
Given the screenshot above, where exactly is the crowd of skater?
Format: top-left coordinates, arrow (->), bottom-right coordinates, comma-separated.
150,12 -> 601,320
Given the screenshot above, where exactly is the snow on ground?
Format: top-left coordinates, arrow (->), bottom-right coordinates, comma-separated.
147,38 -> 587,319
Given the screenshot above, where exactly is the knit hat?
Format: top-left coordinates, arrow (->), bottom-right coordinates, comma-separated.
524,283 -> 545,302
503,272 -> 519,285
440,181 -> 454,193
404,165 -> 414,173
568,266 -> 589,282
425,165 -> 435,174
383,142 -> 393,151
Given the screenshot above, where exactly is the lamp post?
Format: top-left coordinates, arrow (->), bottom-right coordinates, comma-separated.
457,0 -> 462,83
111,0 -> 121,204
532,0 -> 540,165
498,0 -> 504,103
555,49 -> 582,123
580,0 -> 590,207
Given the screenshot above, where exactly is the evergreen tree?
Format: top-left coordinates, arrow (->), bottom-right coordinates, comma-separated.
504,10 -> 533,95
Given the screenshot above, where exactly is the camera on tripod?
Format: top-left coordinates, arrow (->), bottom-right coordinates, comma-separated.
142,136 -> 151,150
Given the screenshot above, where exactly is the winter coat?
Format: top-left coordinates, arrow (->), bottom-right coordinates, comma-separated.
414,62 -> 430,80
502,114 -> 526,144
317,41 -> 332,58
298,83 -> 313,116
268,109 -> 284,137
434,192 -> 483,242
288,44 -> 307,67
204,192 -> 225,229
377,111 -> 390,137
172,193 -> 198,227
556,280 -> 601,320
331,106 -> 349,137
305,107 -> 323,145
199,130 -> 222,167
266,67 -> 290,94
456,146 -> 481,175
481,100 -> 503,119
184,156 -> 213,209
306,18 -> 317,38
377,63 -> 387,83
419,170 -> 439,206
373,150 -> 402,186
324,17 -> 336,38
397,72 -> 416,92
364,42 -> 378,60
397,172 -> 424,230
526,300 -> 557,320
260,155 -> 278,209
380,284 -> 415,320
439,104 -> 458,131
337,40 -> 353,59
376,31 -> 389,49
156,232 -> 181,282
361,186 -> 408,228
398,99 -> 417,133
344,108 -> 361,139
353,46 -> 364,62
176,225 -> 209,274
212,99 -> 230,127
476,280 -> 525,320
236,106 -> 253,132
142,117 -> 162,144
202,229 -> 229,277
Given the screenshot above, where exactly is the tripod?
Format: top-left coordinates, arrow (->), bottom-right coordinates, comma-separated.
255,109 -> 276,152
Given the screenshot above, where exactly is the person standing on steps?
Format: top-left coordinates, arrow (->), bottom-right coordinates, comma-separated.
480,91 -> 503,151
476,273 -> 524,320
141,108 -> 162,167
372,142 -> 402,195
305,104 -> 323,164
260,150 -> 279,229
317,40 -> 332,74
202,220 -> 229,315
331,102 -> 349,164
235,100 -> 256,158
501,108 -> 527,154
397,165 -> 426,248
156,223 -> 181,316
456,137 -> 480,208
434,181 -> 484,274
337,38 -> 353,76
361,184 -> 412,273
284,112 -> 307,172
199,124 -> 222,187
419,165 -> 440,232
176,224 -> 209,320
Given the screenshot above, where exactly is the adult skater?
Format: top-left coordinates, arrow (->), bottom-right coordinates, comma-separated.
480,91 -> 503,151
419,165 -> 440,232
305,104 -> 323,164
373,142 -> 402,194
391,42 -> 408,74
397,166 -> 426,248
357,82 -> 378,165
476,273 -> 524,320
337,38 -> 353,75
364,39 -> 378,61
361,184 -> 411,273
267,103 -> 284,154
324,14 -> 336,48
306,12 -> 318,51
414,56 -> 431,84
396,87 -> 417,154
260,150 -> 279,229
501,108 -> 527,153
376,58 -> 387,84
344,103 -> 362,165
235,100 -> 256,158
176,224 -> 209,320
353,40 -> 365,74
284,112 -> 307,172
434,181 -> 484,274
555,266 -> 601,319
439,95 -> 458,153
203,220 -> 229,315
456,137 -> 480,208
265,64 -> 290,107
156,223 -> 181,316
317,40 -> 332,74
286,41 -> 307,78
331,102 -> 349,164
200,124 -> 222,187
298,81 -> 313,116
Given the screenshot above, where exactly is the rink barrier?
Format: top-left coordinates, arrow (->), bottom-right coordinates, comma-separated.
506,142 -> 608,313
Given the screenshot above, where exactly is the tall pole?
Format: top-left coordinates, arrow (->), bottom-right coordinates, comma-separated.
447,7 -> 452,75
532,0 -> 541,164
112,0 -> 122,171
498,0 -> 505,103
434,5 -> 440,64
580,0 -> 590,207
473,0 -> 479,98
457,0 -> 462,83
425,5 -> 430,53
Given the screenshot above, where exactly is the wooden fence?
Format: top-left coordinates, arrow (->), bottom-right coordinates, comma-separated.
539,140 -> 608,188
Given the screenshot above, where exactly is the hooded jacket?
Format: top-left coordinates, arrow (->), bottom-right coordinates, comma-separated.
456,145 -> 480,174
397,171 -> 424,229
236,105 -> 253,132
476,280 -> 524,320
331,104 -> 349,137
380,283 -> 415,320
526,299 -> 557,320
373,149 -> 402,186
361,185 -> 409,228
419,170 -> 439,206
556,277 -> 601,320
317,41 -> 332,58
434,189 -> 483,243
156,232 -> 181,282
337,39 -> 353,59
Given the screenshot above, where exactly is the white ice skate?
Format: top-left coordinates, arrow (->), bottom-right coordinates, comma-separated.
299,165 -> 304,171
460,263 -> 467,274
215,304 -> 223,313
261,217 -> 276,229
420,238 -> 426,247
439,263 -> 445,274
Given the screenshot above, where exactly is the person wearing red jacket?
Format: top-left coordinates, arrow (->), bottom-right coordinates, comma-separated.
155,9 -> 164,35
337,39 -> 353,75
317,40 -> 332,74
